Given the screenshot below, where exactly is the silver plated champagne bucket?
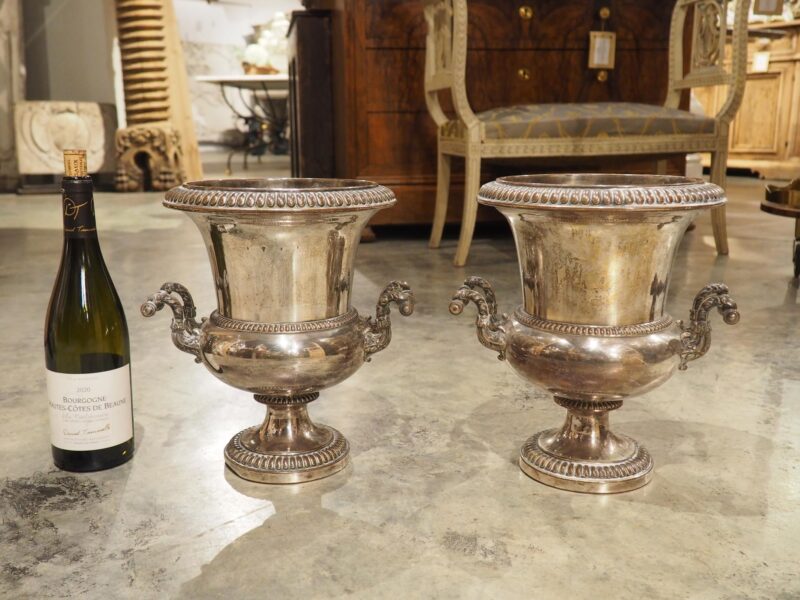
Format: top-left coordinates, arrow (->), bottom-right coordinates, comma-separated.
142,179 -> 414,484
450,174 -> 739,493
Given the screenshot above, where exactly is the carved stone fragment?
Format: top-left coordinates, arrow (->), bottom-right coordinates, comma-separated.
14,101 -> 116,175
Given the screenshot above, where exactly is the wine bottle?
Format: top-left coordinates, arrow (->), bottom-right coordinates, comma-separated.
44,149 -> 134,471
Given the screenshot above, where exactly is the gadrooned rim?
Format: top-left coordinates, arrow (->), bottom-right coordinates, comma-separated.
163,178 -> 396,212
478,174 -> 725,209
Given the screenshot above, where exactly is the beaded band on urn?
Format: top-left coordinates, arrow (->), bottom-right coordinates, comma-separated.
163,178 -> 397,212
477,174 -> 726,209
450,174 -> 739,494
141,178 -> 415,484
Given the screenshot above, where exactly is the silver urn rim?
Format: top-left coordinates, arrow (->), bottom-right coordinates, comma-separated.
478,173 -> 725,211
163,177 -> 396,213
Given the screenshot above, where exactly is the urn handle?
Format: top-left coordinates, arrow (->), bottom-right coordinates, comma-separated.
141,282 -> 204,362
677,283 -> 740,370
449,276 -> 508,360
362,281 -> 415,359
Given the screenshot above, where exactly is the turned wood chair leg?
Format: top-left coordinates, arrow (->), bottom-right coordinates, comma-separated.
453,154 -> 481,267
709,150 -> 730,255
429,150 -> 452,249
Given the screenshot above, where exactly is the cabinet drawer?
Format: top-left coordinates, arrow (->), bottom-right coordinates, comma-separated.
365,48 -> 669,112
366,50 -> 426,112
466,50 -> 611,108
362,0 -> 671,50
363,0 -> 568,49
360,112 -> 438,176
467,49 -> 668,108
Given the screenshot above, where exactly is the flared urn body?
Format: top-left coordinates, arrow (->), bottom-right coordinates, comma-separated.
142,179 -> 414,484
450,174 -> 739,493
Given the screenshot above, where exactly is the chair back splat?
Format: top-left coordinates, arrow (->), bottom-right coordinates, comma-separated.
423,0 -> 479,138
666,0 -> 751,126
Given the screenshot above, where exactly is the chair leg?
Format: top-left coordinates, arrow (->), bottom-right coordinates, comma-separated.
709,150 -> 729,255
453,154 -> 481,267
429,151 -> 452,249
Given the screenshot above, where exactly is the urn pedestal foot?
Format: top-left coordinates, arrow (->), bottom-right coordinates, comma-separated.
518,397 -> 653,494
224,393 -> 350,484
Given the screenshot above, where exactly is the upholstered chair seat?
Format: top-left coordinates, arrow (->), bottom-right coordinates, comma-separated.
442,102 -> 717,140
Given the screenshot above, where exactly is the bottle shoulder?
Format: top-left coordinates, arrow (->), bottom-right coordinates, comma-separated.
45,239 -> 130,354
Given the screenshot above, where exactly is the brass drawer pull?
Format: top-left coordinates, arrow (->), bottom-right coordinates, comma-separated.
599,6 -> 611,20
519,5 -> 534,20
517,67 -> 531,81
596,69 -> 609,82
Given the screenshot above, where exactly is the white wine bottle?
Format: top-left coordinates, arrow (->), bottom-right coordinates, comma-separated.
44,150 -> 134,471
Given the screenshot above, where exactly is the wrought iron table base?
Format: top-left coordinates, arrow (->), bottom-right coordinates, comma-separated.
217,82 -> 288,176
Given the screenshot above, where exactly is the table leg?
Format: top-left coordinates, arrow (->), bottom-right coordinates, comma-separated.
256,82 -> 288,155
226,149 -> 236,176
219,84 -> 252,175
794,218 -> 800,278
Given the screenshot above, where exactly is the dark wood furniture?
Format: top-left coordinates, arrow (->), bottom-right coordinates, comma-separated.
288,10 -> 335,178
296,0 -> 680,225
761,180 -> 800,278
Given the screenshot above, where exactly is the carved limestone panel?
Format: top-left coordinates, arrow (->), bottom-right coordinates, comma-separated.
14,101 -> 117,175
0,0 -> 24,187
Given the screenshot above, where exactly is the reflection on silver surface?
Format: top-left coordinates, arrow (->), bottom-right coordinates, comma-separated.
452,174 -> 740,493
142,178 -> 414,483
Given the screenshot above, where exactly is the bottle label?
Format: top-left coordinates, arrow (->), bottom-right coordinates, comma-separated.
62,188 -> 96,236
46,365 -> 133,451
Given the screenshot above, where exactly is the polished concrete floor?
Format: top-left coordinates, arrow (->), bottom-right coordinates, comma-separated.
1,163 -> 799,599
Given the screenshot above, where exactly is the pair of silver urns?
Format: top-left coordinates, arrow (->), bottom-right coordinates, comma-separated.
142,174 -> 739,494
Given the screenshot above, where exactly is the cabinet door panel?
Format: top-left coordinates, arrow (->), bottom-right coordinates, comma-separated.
730,68 -> 791,156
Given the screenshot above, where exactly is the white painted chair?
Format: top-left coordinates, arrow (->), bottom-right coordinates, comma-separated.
424,0 -> 751,266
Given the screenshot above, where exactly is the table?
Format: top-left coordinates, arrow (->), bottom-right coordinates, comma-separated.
761,179 -> 800,277
196,74 -> 290,174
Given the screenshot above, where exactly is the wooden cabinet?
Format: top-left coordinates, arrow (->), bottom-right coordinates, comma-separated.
288,10 -> 335,178
297,0 -> 679,224
695,20 -> 800,179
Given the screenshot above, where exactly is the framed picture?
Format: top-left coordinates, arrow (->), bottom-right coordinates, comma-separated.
588,31 -> 616,70
753,0 -> 783,15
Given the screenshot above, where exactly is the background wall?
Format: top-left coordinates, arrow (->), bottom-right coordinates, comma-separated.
19,0 -> 303,146
0,0 -> 24,189
174,0 -> 302,144
22,0 -> 116,104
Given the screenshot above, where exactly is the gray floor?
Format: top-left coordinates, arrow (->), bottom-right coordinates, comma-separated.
1,160 -> 799,599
